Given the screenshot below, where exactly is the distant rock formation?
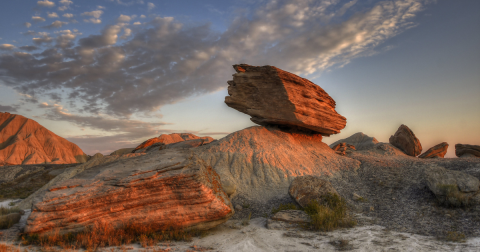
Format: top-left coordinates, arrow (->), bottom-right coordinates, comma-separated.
389,124 -> 422,157
109,148 -> 135,156
133,133 -> 214,153
455,144 -> 480,158
331,142 -> 356,156
225,64 -> 346,136
418,142 -> 449,158
329,132 -> 379,151
25,149 -> 233,234
0,112 -> 87,166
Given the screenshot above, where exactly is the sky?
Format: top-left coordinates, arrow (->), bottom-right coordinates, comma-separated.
0,0 -> 478,157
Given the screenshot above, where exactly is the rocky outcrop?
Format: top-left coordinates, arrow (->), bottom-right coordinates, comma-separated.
329,132 -> 379,151
425,165 -> 480,207
0,112 -> 87,166
109,148 -> 135,156
455,144 -> 480,158
196,126 -> 360,203
288,175 -> 339,208
389,124 -> 422,156
419,142 -> 449,158
133,133 -> 214,153
331,142 -> 356,156
25,149 -> 233,234
225,64 -> 346,136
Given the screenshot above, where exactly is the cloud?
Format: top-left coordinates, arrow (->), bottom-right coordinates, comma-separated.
147,2 -> 155,10
32,33 -> 53,45
58,0 -> 72,11
84,18 -> 102,24
120,28 -> 132,39
0,105 -> 18,113
24,22 -> 32,28
37,0 -> 55,7
32,16 -> 46,22
59,0 -> 73,4
63,13 -> 74,18
43,20 -> 68,29
133,21 -> 141,25
0,0 -> 429,119
0,44 -> 15,51
19,45 -> 39,51
117,14 -> 132,23
81,10 -> 103,19
140,15 -> 146,18
97,6 -> 106,9
55,30 -> 79,48
47,12 -> 59,18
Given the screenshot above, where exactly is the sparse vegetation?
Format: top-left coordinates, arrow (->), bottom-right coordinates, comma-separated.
0,243 -> 21,252
304,193 -> 356,231
0,206 -> 22,229
444,231 -> 466,243
437,184 -> 470,207
241,212 -> 252,226
0,171 -> 57,200
271,203 -> 298,214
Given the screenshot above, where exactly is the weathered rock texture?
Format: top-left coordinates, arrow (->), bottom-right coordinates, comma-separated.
109,148 -> 135,156
133,133 -> 214,153
455,144 -> 480,158
196,126 -> 360,203
419,142 -> 449,159
17,152 -> 144,210
331,142 -> 356,156
289,175 -> 339,208
425,165 -> 480,206
0,112 -> 87,166
389,124 -> 422,156
267,210 -> 310,230
329,132 -> 379,151
25,149 -> 233,234
225,64 -> 346,136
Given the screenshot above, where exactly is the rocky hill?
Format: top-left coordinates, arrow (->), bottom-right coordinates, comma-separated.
0,112 -> 88,166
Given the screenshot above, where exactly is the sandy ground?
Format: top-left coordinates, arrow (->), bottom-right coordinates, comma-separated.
1,213 -> 480,252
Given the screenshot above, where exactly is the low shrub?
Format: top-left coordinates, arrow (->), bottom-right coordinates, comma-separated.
0,206 -> 23,229
271,203 -> 298,214
445,231 -> 466,243
304,193 -> 356,231
241,212 -> 252,226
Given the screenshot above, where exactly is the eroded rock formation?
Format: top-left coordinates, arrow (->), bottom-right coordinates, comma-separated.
0,112 -> 87,166
25,149 -> 233,234
329,132 -> 379,151
331,142 -> 356,156
133,133 -> 214,153
455,144 -> 480,158
288,175 -> 339,208
419,142 -> 449,158
389,124 -> 422,157
225,64 -> 346,136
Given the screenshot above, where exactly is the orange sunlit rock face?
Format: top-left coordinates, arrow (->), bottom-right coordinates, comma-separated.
331,142 -> 356,156
133,133 -> 214,152
24,149 -> 233,235
419,142 -> 449,158
225,64 -> 347,136
0,112 -> 87,166
389,124 -> 422,157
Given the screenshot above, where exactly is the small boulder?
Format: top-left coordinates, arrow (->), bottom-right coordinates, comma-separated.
455,144 -> 480,158
331,142 -> 356,156
425,165 -> 480,207
389,124 -> 422,156
267,210 -> 310,230
289,176 -> 339,208
419,142 -> 449,158
329,132 -> 379,151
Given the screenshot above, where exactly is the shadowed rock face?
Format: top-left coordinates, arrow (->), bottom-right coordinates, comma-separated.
455,144 -> 480,158
289,175 -> 339,208
389,124 -> 422,157
25,149 -> 233,234
0,112 -> 87,166
133,133 -> 214,153
329,132 -> 379,151
225,64 -> 346,136
419,142 -> 449,158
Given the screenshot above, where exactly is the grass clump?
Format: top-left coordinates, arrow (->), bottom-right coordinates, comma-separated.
303,193 -> 356,231
271,203 -> 298,214
241,212 -> 252,226
0,243 -> 21,252
445,231 -> 466,243
0,206 -> 22,229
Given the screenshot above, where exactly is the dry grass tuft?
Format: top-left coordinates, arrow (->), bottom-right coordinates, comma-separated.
271,203 -> 298,214
304,193 -> 356,231
0,206 -> 23,229
0,243 -> 21,252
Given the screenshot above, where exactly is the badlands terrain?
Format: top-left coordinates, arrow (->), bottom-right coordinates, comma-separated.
0,64 -> 479,251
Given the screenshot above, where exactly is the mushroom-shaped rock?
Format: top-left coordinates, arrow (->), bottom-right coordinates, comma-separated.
455,144 -> 480,158
288,175 -> 339,208
419,142 -> 449,158
225,64 -> 346,136
389,124 -> 422,156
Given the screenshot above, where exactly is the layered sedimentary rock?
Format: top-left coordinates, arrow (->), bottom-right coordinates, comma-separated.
455,144 -> 480,158
288,175 -> 339,208
196,126 -> 360,202
419,142 -> 449,158
329,132 -> 379,151
389,124 -> 422,156
225,64 -> 346,136
133,133 -> 214,153
0,112 -> 87,166
25,149 -> 233,234
331,142 -> 356,156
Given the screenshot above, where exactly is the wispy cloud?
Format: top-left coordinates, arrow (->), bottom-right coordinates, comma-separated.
24,22 -> 32,28
82,10 -> 103,23
0,105 -> 18,113
43,20 -> 68,29
147,2 -> 155,11
32,16 -> 46,22
58,0 -> 73,11
47,12 -> 59,18
37,0 -> 55,7
0,44 -> 15,51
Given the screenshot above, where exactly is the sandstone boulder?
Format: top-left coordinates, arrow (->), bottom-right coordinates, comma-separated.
288,175 -> 339,208
389,124 -> 422,156
225,64 -> 346,136
329,132 -> 379,150
25,149 -> 233,234
425,165 -> 480,207
331,142 -> 356,156
133,133 -> 214,153
0,112 -> 87,166
419,142 -> 449,158
455,144 -> 480,158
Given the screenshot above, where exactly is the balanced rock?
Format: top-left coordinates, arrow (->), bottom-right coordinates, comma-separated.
225,64 -> 346,136
425,165 -> 480,207
331,142 -> 356,156
389,124 -> 422,156
455,144 -> 480,158
25,149 -> 233,234
0,112 -> 87,166
419,142 -> 449,158
288,175 -> 339,208
329,132 -> 379,151
133,133 -> 214,153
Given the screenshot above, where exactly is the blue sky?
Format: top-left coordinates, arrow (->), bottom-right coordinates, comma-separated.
0,0 -> 478,156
